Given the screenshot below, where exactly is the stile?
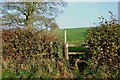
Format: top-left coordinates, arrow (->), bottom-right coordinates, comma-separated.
64,29 -> 85,60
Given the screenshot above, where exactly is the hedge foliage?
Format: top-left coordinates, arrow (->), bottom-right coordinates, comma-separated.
85,13 -> 120,78
2,28 -> 63,60
2,28 -> 74,78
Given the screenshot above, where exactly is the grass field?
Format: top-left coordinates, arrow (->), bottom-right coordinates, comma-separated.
52,27 -> 89,44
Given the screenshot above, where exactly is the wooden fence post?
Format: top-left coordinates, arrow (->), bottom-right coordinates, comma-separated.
65,43 -> 69,60
64,30 -> 66,43
64,30 -> 69,60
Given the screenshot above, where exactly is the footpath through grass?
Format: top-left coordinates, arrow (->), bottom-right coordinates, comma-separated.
52,27 -> 89,44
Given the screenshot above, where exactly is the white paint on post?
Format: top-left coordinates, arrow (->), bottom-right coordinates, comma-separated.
66,42 -> 69,60
64,30 -> 69,60
64,30 -> 66,43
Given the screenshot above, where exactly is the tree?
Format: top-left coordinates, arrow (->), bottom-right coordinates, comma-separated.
34,16 -> 55,30
1,1 -> 66,30
50,22 -> 59,30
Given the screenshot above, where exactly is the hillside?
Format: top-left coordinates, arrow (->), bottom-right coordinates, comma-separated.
51,27 -> 89,44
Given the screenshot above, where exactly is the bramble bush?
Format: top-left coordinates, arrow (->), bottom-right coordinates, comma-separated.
85,12 -> 120,78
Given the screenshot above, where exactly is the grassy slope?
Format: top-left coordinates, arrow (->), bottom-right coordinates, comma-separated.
52,27 -> 89,44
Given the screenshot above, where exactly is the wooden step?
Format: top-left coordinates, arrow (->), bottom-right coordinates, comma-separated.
68,52 -> 85,55
76,59 -> 86,63
68,44 -> 80,47
68,43 -> 87,47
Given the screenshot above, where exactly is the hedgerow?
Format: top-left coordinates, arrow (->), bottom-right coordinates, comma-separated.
85,12 -> 120,78
2,28 -> 74,78
2,28 -> 62,60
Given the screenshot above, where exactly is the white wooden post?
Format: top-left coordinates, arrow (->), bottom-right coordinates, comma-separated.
65,43 -> 69,60
64,30 -> 66,43
64,30 -> 69,60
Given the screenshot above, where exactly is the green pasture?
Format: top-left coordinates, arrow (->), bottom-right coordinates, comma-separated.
52,27 -> 89,44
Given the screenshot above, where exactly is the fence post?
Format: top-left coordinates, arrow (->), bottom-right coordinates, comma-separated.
65,43 -> 69,60
64,30 -> 66,43
64,30 -> 69,60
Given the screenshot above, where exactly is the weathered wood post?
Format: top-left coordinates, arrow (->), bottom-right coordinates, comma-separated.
64,30 -> 69,60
